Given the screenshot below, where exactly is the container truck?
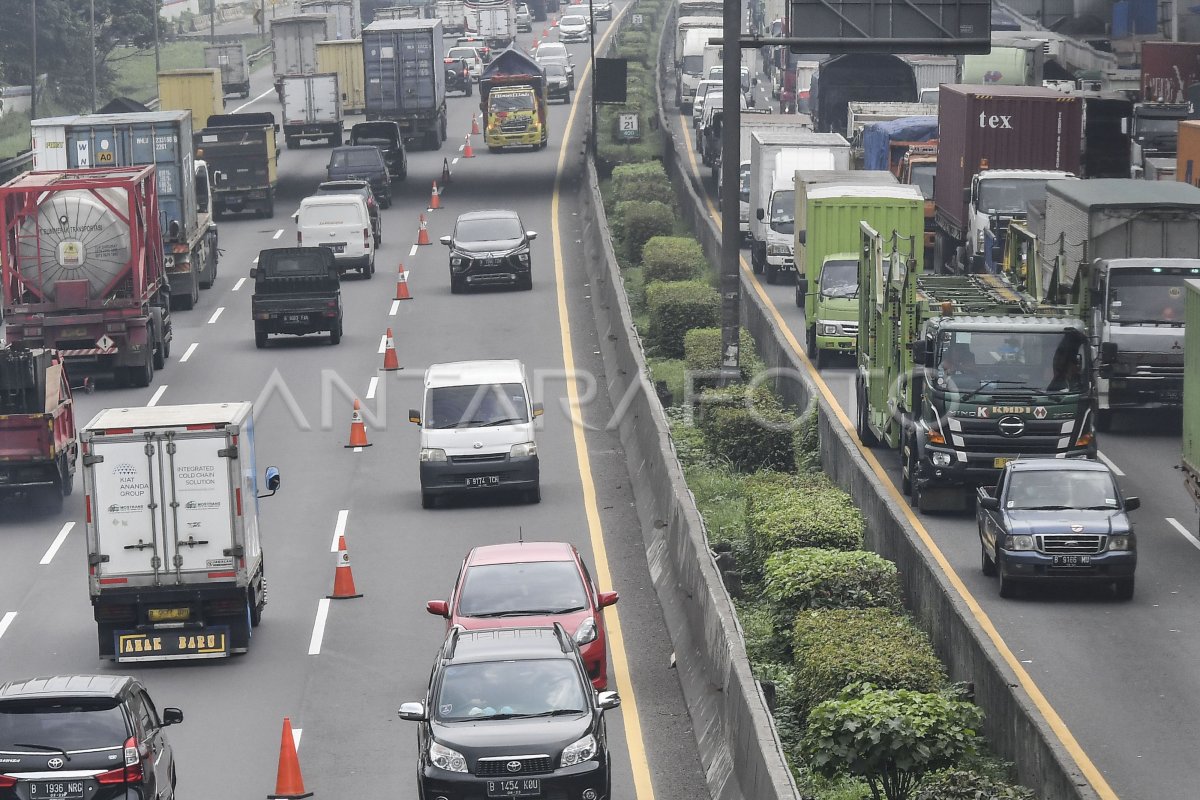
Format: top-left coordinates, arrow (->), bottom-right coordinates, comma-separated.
271,15 -> 334,99
465,0 -> 515,49
0,347 -> 77,514
1139,41 -> 1200,103
1079,92 -> 1132,178
80,401 -> 281,661
809,54 -> 917,136
479,49 -> 548,151
157,69 -> 225,131
317,39 -> 367,114
960,42 -> 1044,86
845,102 -> 937,144
722,115 -> 812,240
933,85 -> 1082,275
1184,279 -> 1200,515
436,0 -> 466,34
855,223 -> 1095,513
204,43 -> 250,99
363,18 -> 448,150
281,73 -> 343,148
0,166 -> 172,388
675,17 -> 723,110
904,55 -> 958,94
195,112 -> 280,218
31,111 -> 219,310
1129,101 -> 1191,178
374,2 -> 436,20
1178,119 -> 1200,187
300,0 -> 360,38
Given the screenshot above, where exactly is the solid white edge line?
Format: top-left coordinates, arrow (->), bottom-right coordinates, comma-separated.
377,334 -> 388,354
40,522 -> 75,565
0,612 -> 16,642
308,600 -> 330,655
147,385 -> 168,407
231,87 -> 276,113
1097,451 -> 1125,477
207,307 -> 224,324
1166,517 -> 1200,552
332,509 -> 349,552
389,300 -> 400,316
233,277 -> 246,291
180,343 -> 199,363
273,229 -> 283,239
366,376 -> 379,400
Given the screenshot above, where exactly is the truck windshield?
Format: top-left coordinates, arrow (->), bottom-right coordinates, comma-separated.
1106,268 -> 1197,324
820,259 -> 858,298
977,179 -> 1048,215
1005,470 -> 1118,510
426,383 -> 529,428
492,92 -> 534,112
909,164 -> 935,200
682,55 -> 704,76
1134,116 -> 1182,136
739,165 -> 751,203
935,330 -> 1089,395
769,190 -> 794,234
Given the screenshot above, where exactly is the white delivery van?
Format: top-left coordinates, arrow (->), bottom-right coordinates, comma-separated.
295,194 -> 375,277
410,360 -> 543,508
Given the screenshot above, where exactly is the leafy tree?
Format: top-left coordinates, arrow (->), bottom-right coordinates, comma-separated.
802,683 -> 983,800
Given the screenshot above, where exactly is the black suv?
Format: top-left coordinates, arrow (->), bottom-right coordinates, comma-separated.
314,180 -> 382,245
399,626 -> 619,799
326,145 -> 393,208
0,676 -> 182,800
348,121 -> 409,182
441,209 -> 538,292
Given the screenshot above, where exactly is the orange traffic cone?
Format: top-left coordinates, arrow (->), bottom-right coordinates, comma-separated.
416,213 -> 431,245
430,180 -> 441,210
395,267 -> 412,300
463,135 -> 475,158
268,718 -> 312,800
441,157 -> 452,185
542,26 -> 549,37
345,399 -> 372,448
552,15 -> 559,26
471,113 -> 480,135
382,328 -> 401,371
328,535 -> 363,599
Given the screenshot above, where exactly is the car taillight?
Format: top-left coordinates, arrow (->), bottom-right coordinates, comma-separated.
0,775 -> 16,788
95,737 -> 145,785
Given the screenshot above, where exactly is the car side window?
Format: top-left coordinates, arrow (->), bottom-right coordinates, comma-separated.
578,558 -> 597,600
138,691 -> 161,731
994,469 -> 1008,503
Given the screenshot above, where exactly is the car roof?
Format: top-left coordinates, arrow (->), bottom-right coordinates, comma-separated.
0,675 -> 135,699
332,145 -> 381,153
466,541 -> 577,566
318,180 -> 370,190
424,359 -> 526,388
562,14 -> 586,20
301,194 -> 368,208
1006,458 -> 1112,474
447,627 -> 571,664
456,208 -> 520,223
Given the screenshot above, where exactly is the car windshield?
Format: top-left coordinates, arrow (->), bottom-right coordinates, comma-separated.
491,92 -> 535,112
447,48 -> 475,60
436,659 -> 587,721
934,330 -> 1090,395
545,64 -> 567,79
457,215 -> 522,242
820,259 -> 858,297
682,55 -> 704,75
910,163 -> 935,199
1005,470 -> 1118,510
1106,268 -> 1197,324
976,178 -> 1049,215
0,699 -> 128,751
561,15 -> 585,24
426,382 -> 529,428
538,44 -> 567,58
769,189 -> 794,233
330,150 -> 380,169
458,561 -> 589,616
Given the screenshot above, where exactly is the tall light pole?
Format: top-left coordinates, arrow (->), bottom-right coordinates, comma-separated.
30,0 -> 37,121
154,0 -> 161,74
587,0 -> 596,155
90,0 -> 97,112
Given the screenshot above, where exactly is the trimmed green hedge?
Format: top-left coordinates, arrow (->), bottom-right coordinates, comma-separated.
642,235 -> 708,282
609,161 -> 672,207
763,548 -> 901,613
791,609 -> 947,721
646,280 -> 719,357
613,200 -> 674,262
683,327 -> 764,389
745,473 -> 864,562
695,384 -> 795,472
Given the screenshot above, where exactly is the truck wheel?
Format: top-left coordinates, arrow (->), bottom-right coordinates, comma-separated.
132,344 -> 154,388
805,325 -> 817,359
60,455 -> 75,497
855,379 -> 877,447
255,330 -> 268,349
264,197 -> 275,219
249,584 -> 264,627
1095,408 -> 1113,432
1114,578 -> 1135,601
153,338 -> 166,370
751,243 -> 764,274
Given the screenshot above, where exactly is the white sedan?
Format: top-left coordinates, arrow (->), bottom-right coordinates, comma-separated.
558,14 -> 590,42
445,46 -> 485,80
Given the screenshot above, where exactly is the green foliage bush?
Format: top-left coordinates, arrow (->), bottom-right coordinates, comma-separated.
645,280 -> 719,357
915,770 -> 1035,800
763,548 -> 901,613
683,327 -> 764,389
791,610 -> 946,721
614,200 -> 674,263
694,384 -> 795,472
794,403 -> 821,474
803,684 -> 982,800
609,161 -> 672,207
745,474 -> 864,564
648,358 -> 686,408
642,236 -> 708,282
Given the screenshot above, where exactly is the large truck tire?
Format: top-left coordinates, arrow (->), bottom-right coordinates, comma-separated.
131,337 -> 154,388
32,484 -> 63,515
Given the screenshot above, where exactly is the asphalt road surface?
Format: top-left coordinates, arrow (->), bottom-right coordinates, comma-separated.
0,13 -> 712,800
674,85 -> 1200,800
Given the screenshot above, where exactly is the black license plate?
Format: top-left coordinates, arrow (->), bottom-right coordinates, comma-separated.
487,779 -> 541,798
466,475 -> 500,487
29,781 -> 86,800
283,314 -> 308,323
1052,554 -> 1091,566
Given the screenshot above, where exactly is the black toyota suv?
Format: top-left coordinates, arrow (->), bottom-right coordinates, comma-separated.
0,675 -> 182,800
399,626 -> 619,799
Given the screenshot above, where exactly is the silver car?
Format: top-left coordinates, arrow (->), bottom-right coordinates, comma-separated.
558,14 -> 590,42
516,3 -> 533,31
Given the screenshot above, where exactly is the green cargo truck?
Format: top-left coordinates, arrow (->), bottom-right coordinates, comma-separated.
795,181 -> 923,367
1185,280 -> 1200,516
856,224 -> 1096,512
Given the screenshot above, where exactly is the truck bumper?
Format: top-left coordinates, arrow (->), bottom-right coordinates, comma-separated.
93,582 -> 257,660
1102,377 -> 1184,409
815,332 -> 856,355
167,265 -> 197,298
215,188 -> 271,212
0,462 -> 60,492
917,447 -> 1096,493
485,130 -> 546,148
420,454 -> 539,497
999,548 -> 1136,585
255,311 -> 340,335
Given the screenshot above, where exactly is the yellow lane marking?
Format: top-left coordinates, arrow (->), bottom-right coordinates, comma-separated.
679,116 -> 1119,800
551,11 -> 656,800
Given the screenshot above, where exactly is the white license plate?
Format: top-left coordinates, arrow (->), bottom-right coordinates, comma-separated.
1052,555 -> 1091,566
30,781 -> 85,800
466,475 -> 500,487
487,778 -> 540,798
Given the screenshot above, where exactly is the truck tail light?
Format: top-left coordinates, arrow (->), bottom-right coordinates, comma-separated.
85,494 -> 92,524
297,231 -> 303,245
364,228 -> 370,248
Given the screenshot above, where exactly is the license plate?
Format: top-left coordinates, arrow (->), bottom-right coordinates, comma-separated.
283,314 -> 307,323
483,257 -> 500,266
466,475 -> 500,487
29,781 -> 86,800
329,243 -> 346,254
993,458 -> 1010,468
148,607 -> 190,622
487,779 -> 541,798
1052,555 -> 1091,566
58,327 -> 90,340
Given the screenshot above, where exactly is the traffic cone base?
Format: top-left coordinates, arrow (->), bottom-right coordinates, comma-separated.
345,399 -> 372,448
396,269 -> 413,301
329,535 -> 363,599
268,718 -> 312,800
463,135 -> 475,159
416,213 -> 431,245
382,328 -> 401,371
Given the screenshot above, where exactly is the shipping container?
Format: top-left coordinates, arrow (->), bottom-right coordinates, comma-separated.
1184,279 -> 1200,509
300,0 -> 360,38
1139,41 -> 1200,103
317,39 -> 366,114
271,15 -> 334,83
960,42 -> 1044,86
363,18 -> 447,148
904,55 -> 959,91
810,54 -> 918,135
204,43 -> 250,98
934,85 -> 1083,238
157,68 -> 224,130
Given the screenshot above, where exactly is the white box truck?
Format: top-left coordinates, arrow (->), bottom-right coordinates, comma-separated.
81,402 -> 281,662
675,17 -> 722,110
281,72 -> 344,147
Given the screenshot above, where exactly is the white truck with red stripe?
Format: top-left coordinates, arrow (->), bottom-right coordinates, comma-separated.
80,402 -> 280,662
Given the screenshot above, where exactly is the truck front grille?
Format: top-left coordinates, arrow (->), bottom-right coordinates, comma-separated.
1038,534 -> 1105,555
450,453 -> 506,464
500,120 -> 530,133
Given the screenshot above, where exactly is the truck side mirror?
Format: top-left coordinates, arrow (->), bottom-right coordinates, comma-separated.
755,208 -> 764,221
258,466 -> 280,498
910,340 -> 926,365
1100,341 -> 1118,363
796,229 -> 806,245
1124,496 -> 1140,511
409,408 -> 422,425
249,268 -> 258,279
532,401 -> 544,417
796,277 -> 808,297
962,187 -> 971,203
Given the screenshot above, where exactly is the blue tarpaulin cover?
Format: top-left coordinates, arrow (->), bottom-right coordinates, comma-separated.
862,116 -> 938,170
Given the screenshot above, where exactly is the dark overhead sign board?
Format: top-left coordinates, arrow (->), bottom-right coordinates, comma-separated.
788,0 -> 992,54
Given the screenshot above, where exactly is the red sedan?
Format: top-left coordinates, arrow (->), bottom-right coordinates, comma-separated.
427,541 -> 618,689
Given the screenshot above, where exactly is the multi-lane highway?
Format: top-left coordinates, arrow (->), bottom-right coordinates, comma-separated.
674,83 -> 1200,800
0,12 -> 713,800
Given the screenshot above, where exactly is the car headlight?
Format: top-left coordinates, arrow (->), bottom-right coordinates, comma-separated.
1005,534 -> 1036,551
560,734 -> 598,766
517,251 -> 530,264
420,448 -> 447,462
1108,534 -> 1133,551
510,441 -> 537,458
931,452 -> 952,467
450,256 -> 464,267
575,617 -> 597,645
430,741 -> 467,772
819,323 -> 839,336
766,243 -> 792,256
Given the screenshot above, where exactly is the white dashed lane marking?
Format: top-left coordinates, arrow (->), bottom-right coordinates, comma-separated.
180,343 -> 198,363
233,277 -> 246,291
147,385 -> 168,407
366,376 -> 379,400
1097,451 -> 1125,477
1167,518 -> 1200,552
0,612 -> 16,643
273,229 -> 283,239
207,307 -> 224,324
40,522 -> 74,565
331,509 -> 349,552
308,600 -> 330,656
